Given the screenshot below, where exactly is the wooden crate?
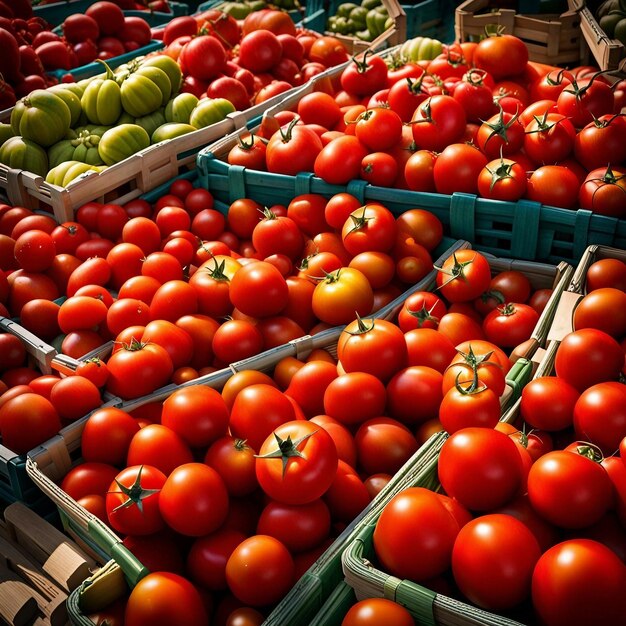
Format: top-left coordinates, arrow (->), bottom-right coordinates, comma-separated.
455,0 -> 585,65
568,0 -> 625,72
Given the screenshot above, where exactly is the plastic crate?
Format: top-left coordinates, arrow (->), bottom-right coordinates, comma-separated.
455,0 -> 584,65
197,128 -> 626,265
34,0 -> 189,26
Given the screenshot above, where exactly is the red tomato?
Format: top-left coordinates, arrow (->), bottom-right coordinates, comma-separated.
532,540 -> 626,626
373,487 -> 460,581
411,95 -> 466,152
255,420 -> 338,505
438,427 -> 523,511
554,328 -> 624,391
342,599 -> 415,626
528,450 -> 612,529
225,535 -> 294,607
452,514 -> 541,610
436,249 -> 491,303
159,463 -> 229,537
124,572 -> 208,626
105,465 -> 166,536
473,33 -> 528,80
520,376 -> 579,431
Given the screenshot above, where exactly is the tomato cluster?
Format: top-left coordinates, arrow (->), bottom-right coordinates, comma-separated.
43,246 -> 554,623
232,36 -> 626,218
371,255 -> 626,626
156,9 -> 349,110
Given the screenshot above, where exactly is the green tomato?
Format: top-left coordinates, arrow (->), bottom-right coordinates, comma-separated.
121,70 -> 167,118
47,85 -> 83,127
0,136 -> 49,177
189,98 -> 235,129
151,123 -> 196,143
98,124 -> 150,165
82,75 -> 122,126
134,108 -> 167,138
45,160 -> 105,187
140,55 -> 183,95
11,89 -> 71,148
0,123 -> 15,148
165,92 -> 199,124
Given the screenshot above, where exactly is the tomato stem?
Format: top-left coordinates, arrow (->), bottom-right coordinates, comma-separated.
110,466 -> 160,514
343,311 -> 374,335
255,430 -> 317,477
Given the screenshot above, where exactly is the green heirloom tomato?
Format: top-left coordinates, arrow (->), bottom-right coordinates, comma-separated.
11,89 -> 71,148
45,160 -> 105,186
337,2 -> 359,17
140,55 -> 183,95
189,98 -> 235,129
0,123 -> 15,147
81,63 -> 123,126
120,68 -> 169,117
0,136 -> 48,176
350,6 -> 368,28
47,85 -> 82,127
151,123 -> 196,143
134,108 -> 167,138
165,92 -> 198,124
98,124 -> 150,165
362,0 -> 382,10
366,7 -> 388,37
48,129 -> 105,168
117,112 -> 135,125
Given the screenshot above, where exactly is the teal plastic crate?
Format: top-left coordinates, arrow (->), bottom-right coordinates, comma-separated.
35,0 -> 189,26
196,133 -> 626,265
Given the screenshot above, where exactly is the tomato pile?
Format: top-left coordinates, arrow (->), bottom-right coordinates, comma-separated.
370,254 -> 626,626
0,2 -> 157,105
156,10 -> 349,107
230,34 -> 626,218
28,244 -> 555,624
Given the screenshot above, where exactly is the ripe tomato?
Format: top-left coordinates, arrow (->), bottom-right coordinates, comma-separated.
473,33 -> 528,80
229,260 -> 289,318
520,376 -> 579,431
126,424 -> 194,476
373,487 -> 460,581
61,462 -> 119,501
229,383 -> 296,452
385,365 -> 443,426
125,572 -> 208,626
526,165 -> 579,209
527,450 -> 612,529
453,69 -> 497,122
579,166 -> 626,218
257,499 -> 331,553
482,302 -> 539,348
574,114 -> 626,171
159,463 -> 229,537
81,407 -> 140,466
312,267 -> 374,326
476,107 -> 525,158
452,514 -> 541,610
438,427 -> 523,511
398,291 -> 447,331
313,135 -> 368,185
524,112 -> 576,164
554,328 -> 624,391
355,107 -> 403,152
411,95 -> 466,152
161,386 -> 229,450
573,382 -> 626,455
255,420 -> 338,505
340,53 -> 387,96
557,75 -> 614,129
585,257 -> 626,292
341,203 -> 397,255
342,599 -> 415,626
0,393 -> 61,454
265,120 -> 323,176
354,416 -> 418,475
532,540 -> 626,626
225,535 -> 295,607
433,143 -> 487,195
337,317 -> 407,383
105,465 -> 166,536
573,287 -> 626,337
439,382 -> 501,434
436,249 -> 491,303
